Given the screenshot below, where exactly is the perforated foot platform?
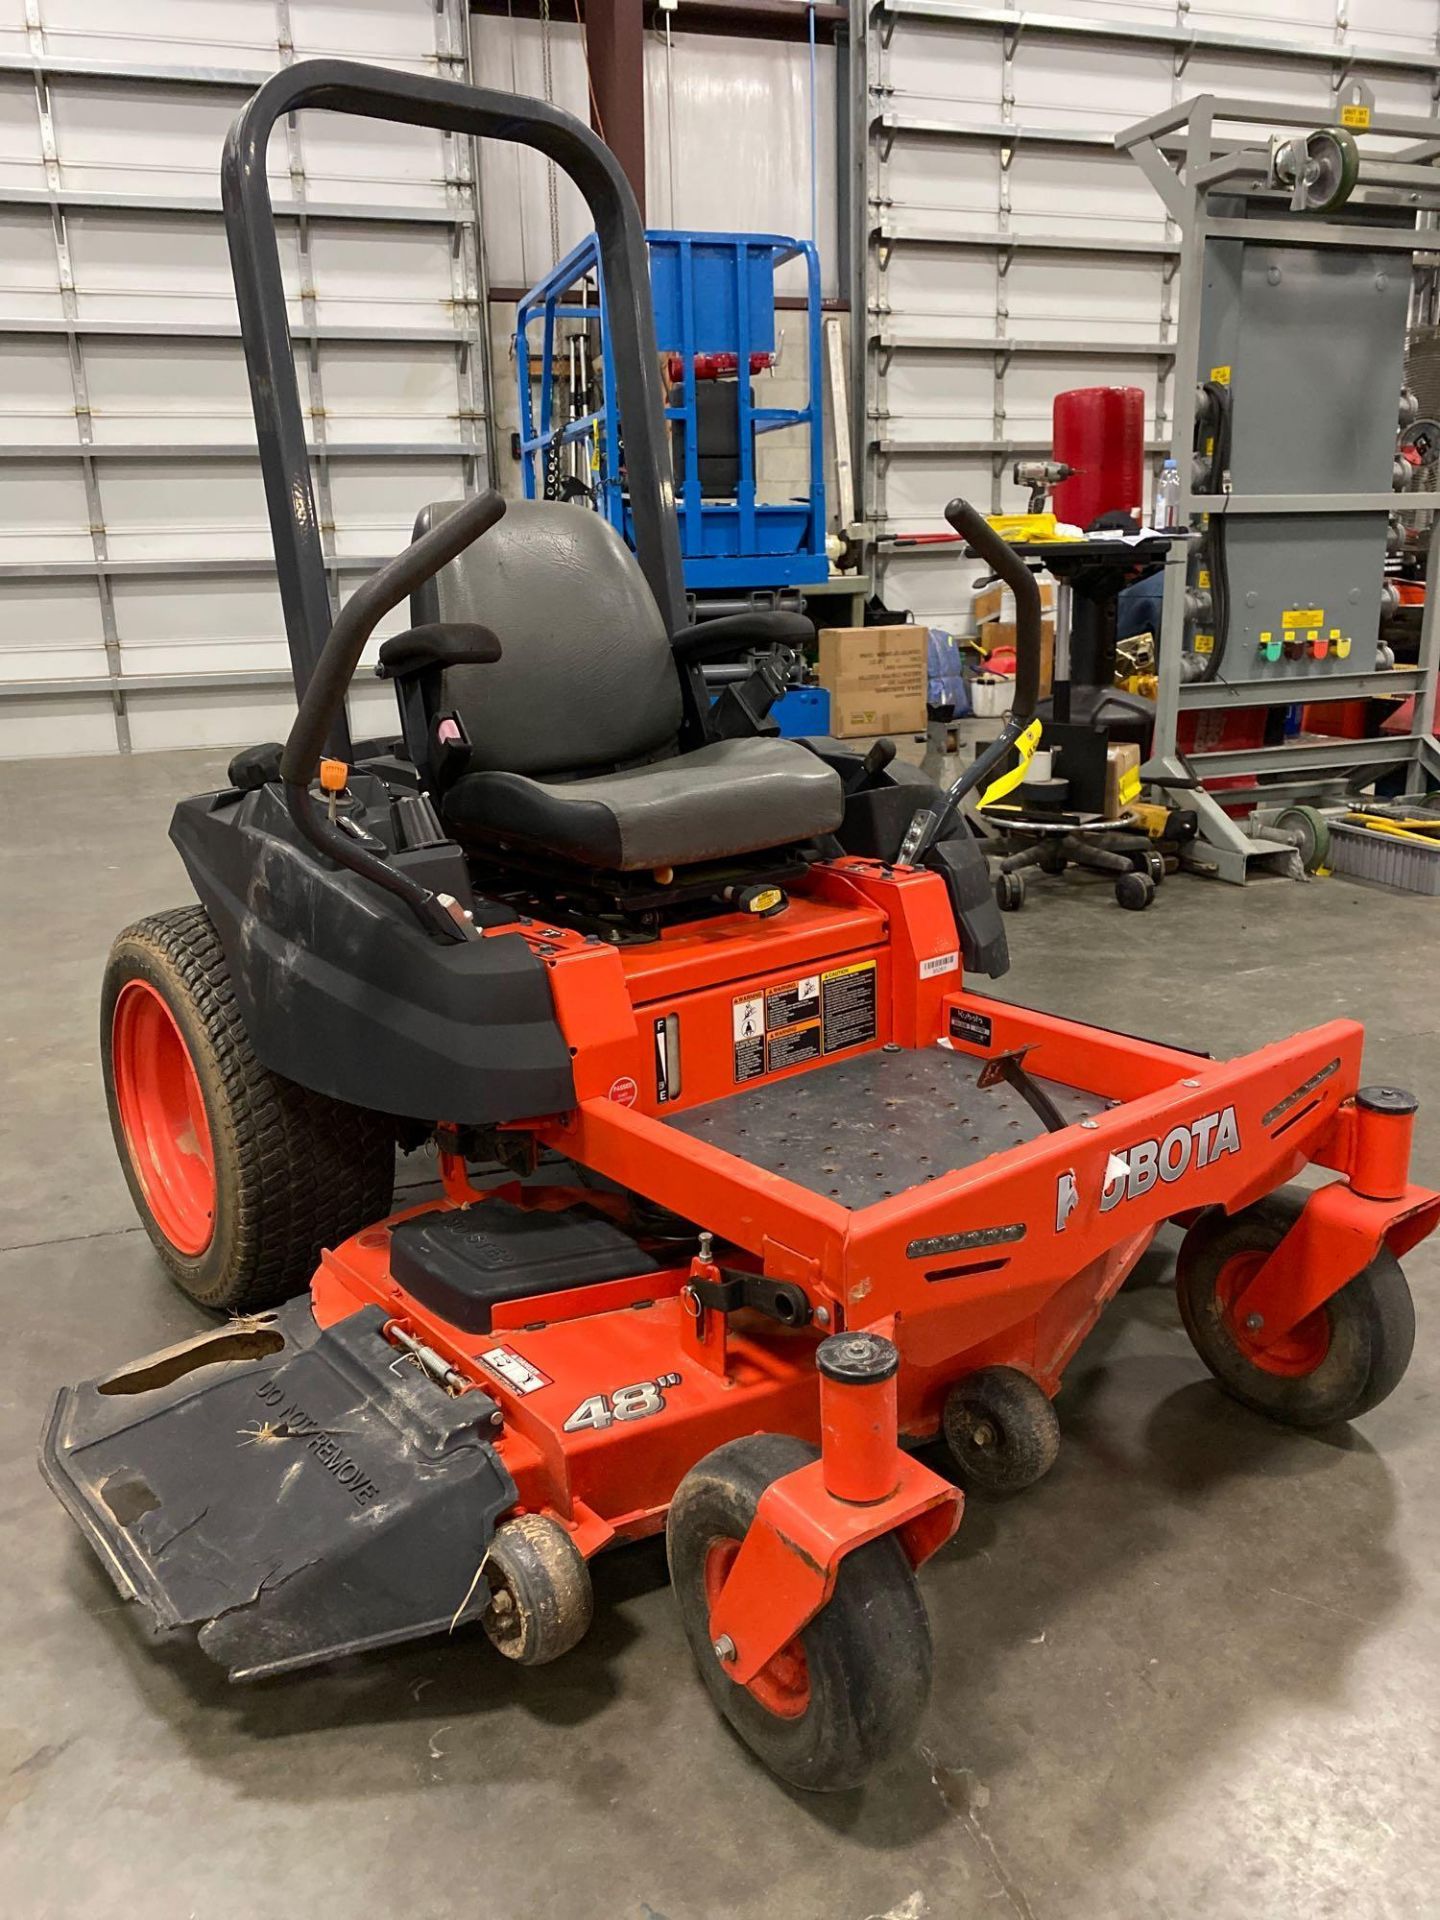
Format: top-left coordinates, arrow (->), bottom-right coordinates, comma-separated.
667,1045 -> 1108,1208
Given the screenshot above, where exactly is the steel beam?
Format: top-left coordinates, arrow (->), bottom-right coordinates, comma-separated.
586,0 -> 647,217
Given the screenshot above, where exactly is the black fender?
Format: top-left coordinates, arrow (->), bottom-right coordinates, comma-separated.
170,784 -> 576,1125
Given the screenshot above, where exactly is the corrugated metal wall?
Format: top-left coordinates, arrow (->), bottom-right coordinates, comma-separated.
863,0 -> 1440,624
3,0 -> 1438,754
0,0 -> 490,759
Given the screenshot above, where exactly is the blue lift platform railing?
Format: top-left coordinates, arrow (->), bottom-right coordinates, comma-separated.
515,228 -> 827,593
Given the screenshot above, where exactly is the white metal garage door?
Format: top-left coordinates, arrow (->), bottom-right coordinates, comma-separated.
0,0 -> 492,759
862,0 -> 1440,623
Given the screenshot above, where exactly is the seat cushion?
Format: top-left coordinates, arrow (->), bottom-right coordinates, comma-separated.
442,737 -> 846,871
411,499 -> 684,777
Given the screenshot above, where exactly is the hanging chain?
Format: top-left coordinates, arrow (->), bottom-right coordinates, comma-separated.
539,0 -> 561,264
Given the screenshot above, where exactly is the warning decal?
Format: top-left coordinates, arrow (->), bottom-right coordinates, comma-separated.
768,1022 -> 823,1072
766,975 -> 820,1031
731,960 -> 879,1081
732,992 -> 765,1082
822,960 -> 878,1056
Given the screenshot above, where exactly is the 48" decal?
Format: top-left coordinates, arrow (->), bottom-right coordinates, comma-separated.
562,1372 -> 681,1433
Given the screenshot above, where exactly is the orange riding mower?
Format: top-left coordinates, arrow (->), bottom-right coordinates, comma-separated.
42,59 -> 1439,1793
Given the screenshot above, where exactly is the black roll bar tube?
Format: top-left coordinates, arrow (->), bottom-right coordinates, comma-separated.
905,499 -> 1044,863
279,488 -> 507,945
222,60 -> 685,756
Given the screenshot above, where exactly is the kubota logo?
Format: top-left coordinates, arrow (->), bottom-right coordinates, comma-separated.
1099,1105 -> 1241,1211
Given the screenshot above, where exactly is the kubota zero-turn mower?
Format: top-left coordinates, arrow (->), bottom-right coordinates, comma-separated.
41,61 -> 1440,1792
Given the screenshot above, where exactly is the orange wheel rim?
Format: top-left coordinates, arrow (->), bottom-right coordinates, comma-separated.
1216,1250 -> 1330,1377
112,980 -> 216,1257
704,1538 -> 811,1719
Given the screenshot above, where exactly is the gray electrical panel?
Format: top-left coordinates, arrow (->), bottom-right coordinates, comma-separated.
1119,94 -> 1440,883
1195,211 -> 1411,682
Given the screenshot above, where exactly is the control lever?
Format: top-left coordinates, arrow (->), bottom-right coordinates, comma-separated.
977,1046 -> 1067,1134
845,737 -> 897,796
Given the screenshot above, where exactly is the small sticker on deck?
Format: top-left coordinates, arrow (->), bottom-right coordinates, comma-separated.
822,960 -> 878,1055
479,1346 -> 552,1397
949,1005 -> 993,1048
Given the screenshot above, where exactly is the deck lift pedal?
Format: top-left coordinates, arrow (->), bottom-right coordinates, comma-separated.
40,61 -> 1440,1792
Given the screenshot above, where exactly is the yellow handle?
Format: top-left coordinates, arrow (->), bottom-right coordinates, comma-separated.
1345,812 -> 1440,846
979,719 -> 1043,809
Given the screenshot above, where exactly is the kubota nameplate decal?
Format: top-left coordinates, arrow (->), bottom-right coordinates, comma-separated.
949,1006 -> 993,1047
1099,1105 -> 1241,1211
478,1345 -> 552,1396
732,961 -> 877,1082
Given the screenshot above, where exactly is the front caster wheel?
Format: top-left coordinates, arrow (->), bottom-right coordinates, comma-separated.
1176,1192 -> 1416,1428
1115,870 -> 1155,910
667,1435 -> 932,1791
942,1366 -> 1060,1494
996,870 -> 1027,912
482,1514 -> 593,1665
1139,846 -> 1165,885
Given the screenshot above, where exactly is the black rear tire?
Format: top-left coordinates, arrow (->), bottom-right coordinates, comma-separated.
101,906 -> 395,1313
668,1435 -> 932,1791
1176,1191 -> 1416,1428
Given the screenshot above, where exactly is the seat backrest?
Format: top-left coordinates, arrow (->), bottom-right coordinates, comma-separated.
411,498 -> 684,777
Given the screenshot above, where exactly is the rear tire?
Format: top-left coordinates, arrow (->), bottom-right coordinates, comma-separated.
101,906 -> 395,1313
1176,1192 -> 1416,1427
668,1435 -> 932,1791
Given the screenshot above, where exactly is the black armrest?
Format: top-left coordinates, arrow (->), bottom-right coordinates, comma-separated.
376,622 -> 502,679
670,610 -> 813,663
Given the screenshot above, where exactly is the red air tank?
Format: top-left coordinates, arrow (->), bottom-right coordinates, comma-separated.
1051,386 -> 1145,529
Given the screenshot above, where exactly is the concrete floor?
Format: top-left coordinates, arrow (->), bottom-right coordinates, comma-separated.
3,746 -> 1439,1920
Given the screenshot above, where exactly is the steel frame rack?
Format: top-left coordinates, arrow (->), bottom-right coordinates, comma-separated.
0,1 -> 495,750
855,0 -> 1440,621
1118,94 -> 1440,883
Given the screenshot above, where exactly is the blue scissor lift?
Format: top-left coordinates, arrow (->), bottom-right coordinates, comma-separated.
516,229 -> 827,596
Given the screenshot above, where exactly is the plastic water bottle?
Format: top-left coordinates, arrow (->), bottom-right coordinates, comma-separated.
1154,458 -> 1181,531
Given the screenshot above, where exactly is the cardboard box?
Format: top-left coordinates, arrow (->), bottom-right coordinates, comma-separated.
1105,740 -> 1142,816
973,577 -> 1056,626
817,624 -> 928,738
976,616 -> 1055,698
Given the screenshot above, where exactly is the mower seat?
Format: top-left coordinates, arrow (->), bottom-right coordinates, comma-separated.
407,499 -> 844,871
443,736 -> 840,871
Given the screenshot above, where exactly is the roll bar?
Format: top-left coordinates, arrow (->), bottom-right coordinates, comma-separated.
222,60 -> 685,753
904,500 -> 1044,862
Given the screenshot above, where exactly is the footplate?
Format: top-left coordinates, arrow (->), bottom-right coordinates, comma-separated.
39,1298 -> 517,1679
